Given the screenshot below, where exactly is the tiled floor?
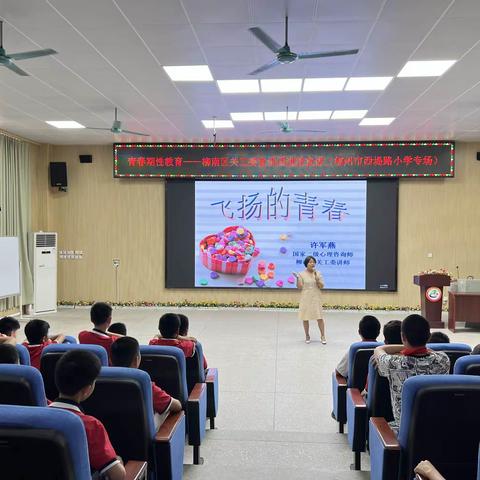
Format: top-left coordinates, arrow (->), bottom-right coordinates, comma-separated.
18,307 -> 480,479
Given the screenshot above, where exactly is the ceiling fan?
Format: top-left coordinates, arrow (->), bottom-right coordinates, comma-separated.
248,16 -> 359,75
260,107 -> 326,134
86,108 -> 150,136
0,21 -> 57,76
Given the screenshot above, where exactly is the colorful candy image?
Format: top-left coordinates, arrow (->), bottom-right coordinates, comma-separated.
199,278 -> 208,286
280,247 -> 287,254
287,276 -> 296,284
276,280 -> 284,287
210,272 -> 220,279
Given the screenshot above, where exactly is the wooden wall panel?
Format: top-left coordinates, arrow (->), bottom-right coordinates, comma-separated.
31,142 -> 480,308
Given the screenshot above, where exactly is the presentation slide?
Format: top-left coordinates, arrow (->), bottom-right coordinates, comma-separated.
194,180 -> 367,289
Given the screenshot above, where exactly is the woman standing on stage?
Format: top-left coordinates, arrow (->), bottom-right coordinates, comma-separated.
293,256 -> 326,344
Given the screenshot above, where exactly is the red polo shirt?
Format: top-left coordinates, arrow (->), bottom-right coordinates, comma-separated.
148,337 -> 208,369
22,339 -> 56,370
49,400 -> 120,475
151,381 -> 173,414
78,329 -> 120,363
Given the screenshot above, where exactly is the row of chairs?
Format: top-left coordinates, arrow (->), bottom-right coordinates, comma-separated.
331,341 -> 480,479
1,341 -> 220,480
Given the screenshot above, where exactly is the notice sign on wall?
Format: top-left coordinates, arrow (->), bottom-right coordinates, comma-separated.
114,141 -> 454,179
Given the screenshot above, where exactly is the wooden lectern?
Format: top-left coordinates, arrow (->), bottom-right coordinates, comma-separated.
413,274 -> 451,328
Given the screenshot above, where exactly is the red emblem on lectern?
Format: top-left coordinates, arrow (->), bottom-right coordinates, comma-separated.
426,286 -> 442,302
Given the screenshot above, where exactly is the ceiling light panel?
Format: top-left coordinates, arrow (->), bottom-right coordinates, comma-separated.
260,78 -> 303,93
217,80 -> 260,93
202,120 -> 234,128
303,78 -> 347,91
230,112 -> 264,121
397,60 -> 456,77
45,121 -> 85,129
359,117 -> 395,126
345,76 -> 393,91
331,110 -> 368,120
264,111 -> 298,121
163,65 -> 214,81
298,111 -> 332,120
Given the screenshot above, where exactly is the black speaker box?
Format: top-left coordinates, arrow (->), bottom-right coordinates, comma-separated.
79,154 -> 92,163
477,152 -> 480,161
49,162 -> 68,187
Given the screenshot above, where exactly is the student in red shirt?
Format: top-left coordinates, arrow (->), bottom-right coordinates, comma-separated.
111,336 -> 182,429
79,302 -> 124,362
49,350 -> 125,480
178,314 -> 208,371
149,313 -> 198,359
22,319 -> 65,370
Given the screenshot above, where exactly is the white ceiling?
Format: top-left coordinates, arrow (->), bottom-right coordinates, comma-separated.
1,0 -> 480,144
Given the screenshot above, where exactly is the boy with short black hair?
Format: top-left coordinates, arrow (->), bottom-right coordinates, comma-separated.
22,319 -> 65,370
428,331 -> 450,343
335,315 -> 381,378
49,350 -> 125,480
374,314 -> 450,432
79,302 -> 124,361
0,343 -> 19,364
149,313 -> 196,360
111,337 -> 182,428
0,316 -> 20,338
108,322 -> 127,336
178,314 -> 189,338
383,320 -> 402,345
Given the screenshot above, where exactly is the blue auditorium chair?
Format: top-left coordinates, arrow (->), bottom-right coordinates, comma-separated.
332,341 -> 382,433
15,343 -> 30,365
40,343 -> 108,400
427,342 -> 472,373
185,341 -> 219,429
346,358 -> 393,470
0,405 -> 147,479
140,345 -> 207,465
0,364 -> 47,406
82,366 -> 185,480
369,375 -> 480,480
63,335 -> 77,344
454,354 -> 480,375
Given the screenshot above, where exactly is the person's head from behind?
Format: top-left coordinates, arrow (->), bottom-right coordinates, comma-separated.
383,320 -> 402,345
303,256 -> 316,271
55,350 -> 101,401
401,314 -> 430,347
428,331 -> 450,344
0,316 -> 20,338
24,319 -> 50,345
159,313 -> 180,339
0,344 -> 19,364
90,302 -> 112,327
178,314 -> 189,337
358,315 -> 381,341
108,322 -> 127,336
111,337 -> 140,368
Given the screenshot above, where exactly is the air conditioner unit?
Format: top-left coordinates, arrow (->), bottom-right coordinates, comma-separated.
29,232 -> 57,314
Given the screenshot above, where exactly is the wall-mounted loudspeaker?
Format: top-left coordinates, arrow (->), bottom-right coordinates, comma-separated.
49,162 -> 68,191
79,154 -> 92,163
476,152 -> 480,161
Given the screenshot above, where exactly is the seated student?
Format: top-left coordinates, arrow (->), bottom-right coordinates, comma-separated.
383,320 -> 402,345
0,343 -> 19,364
79,302 -> 124,361
473,344 -> 480,355
428,331 -> 450,343
108,322 -> 127,336
0,334 -> 16,345
0,316 -> 20,338
149,313 -> 198,360
374,314 -> 450,433
22,319 -> 65,370
178,313 -> 208,370
49,350 -> 125,480
335,315 -> 381,378
111,337 -> 182,429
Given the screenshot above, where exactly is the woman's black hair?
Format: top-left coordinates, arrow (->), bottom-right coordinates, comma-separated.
303,256 -> 316,267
